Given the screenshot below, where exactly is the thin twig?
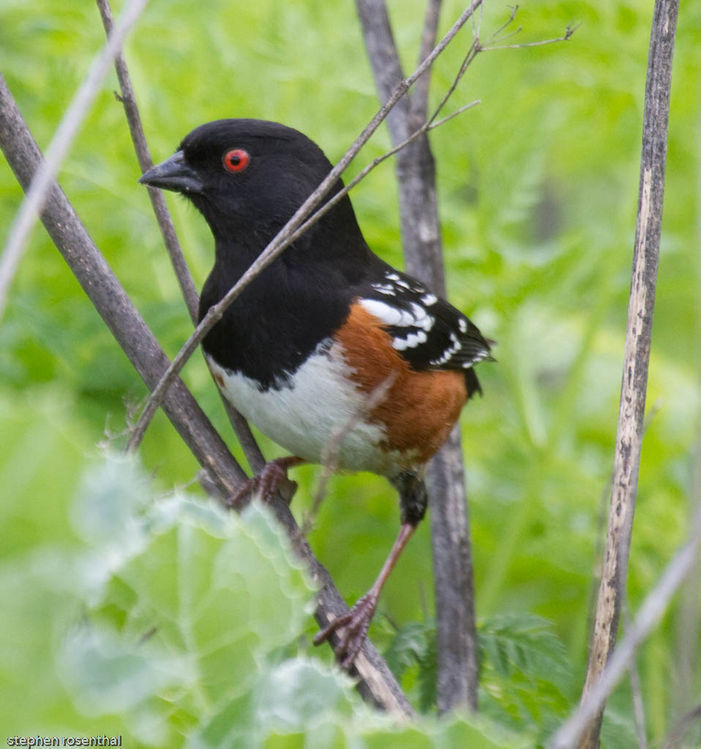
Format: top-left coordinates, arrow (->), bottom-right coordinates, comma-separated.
95,0 -> 265,473
428,100 -> 482,130
0,0 -> 149,321
548,503 -> 701,749
125,0 -> 485,451
277,99 -> 481,259
662,704 -> 701,749
623,605 -> 649,749
479,24 -> 578,50
490,4 -> 520,40
96,0 -> 198,321
575,1 -> 679,745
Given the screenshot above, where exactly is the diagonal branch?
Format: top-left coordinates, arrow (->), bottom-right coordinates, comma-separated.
125,0 -> 484,450
576,0 -> 679,745
0,73 -> 413,719
549,500 -> 701,749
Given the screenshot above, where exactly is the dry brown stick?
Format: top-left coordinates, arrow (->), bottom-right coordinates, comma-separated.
95,0 -> 266,474
125,0 -> 484,451
576,1 -> 679,746
355,0 -> 479,713
0,73 -> 413,719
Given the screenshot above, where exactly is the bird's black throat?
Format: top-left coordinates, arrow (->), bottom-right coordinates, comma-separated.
199,230 -> 368,392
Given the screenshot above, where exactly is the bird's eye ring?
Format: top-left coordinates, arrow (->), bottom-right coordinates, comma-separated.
222,148 -> 250,173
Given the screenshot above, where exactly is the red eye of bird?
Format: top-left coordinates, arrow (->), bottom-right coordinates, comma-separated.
222,148 -> 250,173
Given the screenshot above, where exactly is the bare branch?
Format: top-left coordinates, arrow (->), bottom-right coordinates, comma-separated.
413,0 -> 443,119
549,503 -> 701,749
355,0 -> 479,713
490,4 -> 520,40
96,0 -> 198,322
624,606 -> 649,749
575,0 -> 679,745
0,0 -> 148,321
277,99 -> 481,258
662,704 -> 701,749
355,0 -> 411,144
126,0 -> 484,450
0,74 -> 413,718
479,23 -> 577,50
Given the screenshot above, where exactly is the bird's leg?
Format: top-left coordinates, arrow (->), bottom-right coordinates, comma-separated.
314,522 -> 417,668
314,471 -> 427,667
226,455 -> 305,508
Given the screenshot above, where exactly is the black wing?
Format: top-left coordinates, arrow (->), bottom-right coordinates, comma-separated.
356,265 -> 493,393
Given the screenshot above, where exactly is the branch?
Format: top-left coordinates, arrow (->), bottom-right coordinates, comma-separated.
575,1 -> 679,745
479,23 -> 577,50
413,0 -> 443,119
355,0 -> 479,713
0,73 -> 413,719
96,0 -> 198,322
95,0 -> 266,474
662,704 -> 701,749
126,0 -> 484,450
549,502 -> 701,749
355,0 -> 579,715
0,0 -> 148,321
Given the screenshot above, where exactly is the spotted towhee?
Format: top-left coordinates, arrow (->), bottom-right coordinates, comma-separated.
140,119 -> 492,667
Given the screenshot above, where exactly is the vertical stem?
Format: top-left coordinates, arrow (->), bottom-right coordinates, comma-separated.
577,1 -> 679,745
355,0 -> 479,711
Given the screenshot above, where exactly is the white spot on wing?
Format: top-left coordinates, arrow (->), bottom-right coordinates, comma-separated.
458,318 -> 467,333
430,332 -> 462,366
360,299 -> 404,326
421,293 -> 438,306
360,299 -> 419,328
409,302 -> 434,331
371,282 -> 395,296
393,330 -> 427,350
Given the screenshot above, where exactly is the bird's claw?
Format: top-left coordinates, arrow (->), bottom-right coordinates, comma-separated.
226,458 -> 297,508
313,593 -> 378,668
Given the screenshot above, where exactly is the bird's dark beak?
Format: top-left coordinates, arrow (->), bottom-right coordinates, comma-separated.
139,151 -> 204,194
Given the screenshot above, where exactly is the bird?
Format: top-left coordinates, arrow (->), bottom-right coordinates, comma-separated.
139,118 -> 492,667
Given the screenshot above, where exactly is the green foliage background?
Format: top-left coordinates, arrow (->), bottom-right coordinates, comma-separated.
1,0 -> 700,746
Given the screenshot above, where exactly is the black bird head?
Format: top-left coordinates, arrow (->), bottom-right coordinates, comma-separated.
140,119 -> 358,252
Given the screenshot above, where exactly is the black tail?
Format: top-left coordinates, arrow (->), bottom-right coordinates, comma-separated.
465,368 -> 482,400
391,471 -> 428,526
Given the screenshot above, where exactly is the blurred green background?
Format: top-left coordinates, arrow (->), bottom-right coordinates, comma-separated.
1,0 -> 700,746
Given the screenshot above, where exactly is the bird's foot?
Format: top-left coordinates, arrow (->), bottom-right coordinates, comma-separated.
226,456 -> 299,508
313,592 -> 378,668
